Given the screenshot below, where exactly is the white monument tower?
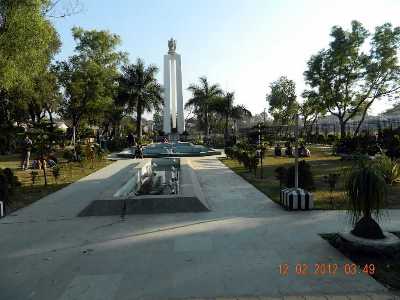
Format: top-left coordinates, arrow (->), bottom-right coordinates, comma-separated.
163,38 -> 184,135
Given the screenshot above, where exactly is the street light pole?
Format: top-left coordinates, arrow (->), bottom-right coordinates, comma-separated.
263,108 -> 266,124
294,113 -> 299,189
258,123 -> 263,179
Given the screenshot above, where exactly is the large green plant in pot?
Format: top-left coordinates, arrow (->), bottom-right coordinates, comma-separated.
345,159 -> 387,239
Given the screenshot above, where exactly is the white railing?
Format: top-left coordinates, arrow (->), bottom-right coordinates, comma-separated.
0,201 -> 4,217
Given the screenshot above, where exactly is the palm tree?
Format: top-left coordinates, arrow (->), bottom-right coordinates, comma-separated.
186,76 -> 223,138
213,92 -> 251,143
118,58 -> 163,141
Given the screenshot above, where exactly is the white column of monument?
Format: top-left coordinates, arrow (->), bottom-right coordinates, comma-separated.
163,55 -> 171,134
176,54 -> 184,133
170,56 -> 177,130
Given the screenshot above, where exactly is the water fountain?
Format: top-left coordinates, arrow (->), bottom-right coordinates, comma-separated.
117,142 -> 221,158
78,157 -> 209,216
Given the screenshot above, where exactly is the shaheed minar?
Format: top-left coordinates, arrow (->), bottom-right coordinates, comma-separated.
163,38 -> 185,135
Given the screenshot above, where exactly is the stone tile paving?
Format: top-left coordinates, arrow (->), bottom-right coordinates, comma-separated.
0,156 -> 399,300
185,295 -> 399,300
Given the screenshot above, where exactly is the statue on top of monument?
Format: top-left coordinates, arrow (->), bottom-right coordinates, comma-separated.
168,38 -> 176,54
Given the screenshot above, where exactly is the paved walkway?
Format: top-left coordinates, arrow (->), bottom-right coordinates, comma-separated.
0,156 -> 399,300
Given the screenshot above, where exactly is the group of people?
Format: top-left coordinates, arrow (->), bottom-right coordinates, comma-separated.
134,143 -> 144,159
126,133 -> 145,159
274,142 -> 311,158
21,135 -> 58,170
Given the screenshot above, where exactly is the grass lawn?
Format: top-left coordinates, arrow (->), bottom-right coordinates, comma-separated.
0,153 -> 113,212
220,146 -> 400,210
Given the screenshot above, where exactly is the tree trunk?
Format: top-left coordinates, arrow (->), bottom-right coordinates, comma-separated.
224,114 -> 229,144
205,111 -> 209,138
40,143 -> 48,187
339,118 -> 346,138
136,105 -> 142,141
354,103 -> 373,136
47,108 -> 55,132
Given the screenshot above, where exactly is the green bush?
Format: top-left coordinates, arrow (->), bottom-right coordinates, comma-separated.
275,166 -> 287,188
224,147 -> 233,159
374,155 -> 400,185
227,143 -> 264,174
334,135 -> 382,156
327,134 -> 339,145
386,134 -> 400,159
93,143 -> 106,160
62,149 -> 75,162
286,160 -> 315,190
0,168 -> 21,207
324,173 -> 340,192
52,165 -> 61,183
107,137 -> 126,152
248,154 -> 258,173
317,134 -> 326,144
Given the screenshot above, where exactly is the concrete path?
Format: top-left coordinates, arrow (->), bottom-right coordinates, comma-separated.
0,156 -> 399,300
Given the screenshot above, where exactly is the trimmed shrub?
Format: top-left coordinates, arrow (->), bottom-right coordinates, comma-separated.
275,166 -> 288,189
62,149 -> 75,162
374,155 -> 400,185
286,160 -> 315,190
52,165 -> 61,183
334,135 -> 382,156
0,168 -> 21,206
224,147 -> 233,159
386,134 -> 400,159
107,137 -> 126,152
317,134 -> 326,144
327,134 -> 339,145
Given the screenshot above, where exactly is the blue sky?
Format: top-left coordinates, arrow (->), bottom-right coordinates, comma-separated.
53,0 -> 400,117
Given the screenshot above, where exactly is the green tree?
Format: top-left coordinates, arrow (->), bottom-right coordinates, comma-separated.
186,76 -> 223,137
0,0 -> 61,92
0,0 -> 61,153
266,76 -> 298,125
118,58 -> 163,141
56,27 -> 126,140
212,92 -> 251,141
300,90 -> 326,135
102,102 -> 125,138
153,108 -> 163,133
0,0 -> 60,129
26,68 -> 62,127
304,21 -> 400,137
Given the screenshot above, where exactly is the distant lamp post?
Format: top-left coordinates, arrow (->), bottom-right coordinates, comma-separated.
258,123 -> 263,179
263,108 -> 266,124
280,112 -> 314,211
294,113 -> 299,189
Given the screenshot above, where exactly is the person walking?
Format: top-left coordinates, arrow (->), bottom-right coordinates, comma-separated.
139,144 -> 144,159
21,135 -> 33,170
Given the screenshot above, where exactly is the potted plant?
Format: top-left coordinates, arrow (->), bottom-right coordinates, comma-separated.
345,159 -> 387,239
